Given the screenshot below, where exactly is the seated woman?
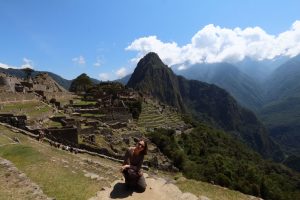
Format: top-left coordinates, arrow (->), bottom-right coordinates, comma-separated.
121,139 -> 147,192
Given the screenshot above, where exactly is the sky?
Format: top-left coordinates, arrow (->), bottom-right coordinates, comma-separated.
0,0 -> 300,80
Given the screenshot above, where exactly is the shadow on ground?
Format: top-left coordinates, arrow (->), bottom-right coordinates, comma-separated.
110,182 -> 146,199
110,183 -> 133,199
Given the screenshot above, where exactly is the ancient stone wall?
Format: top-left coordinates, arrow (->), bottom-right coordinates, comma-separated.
45,126 -> 78,146
42,92 -> 74,101
80,127 -> 94,135
0,114 -> 27,129
0,93 -> 37,103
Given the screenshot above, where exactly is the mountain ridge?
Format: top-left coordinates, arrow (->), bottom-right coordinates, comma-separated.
0,67 -> 100,90
127,52 -> 283,161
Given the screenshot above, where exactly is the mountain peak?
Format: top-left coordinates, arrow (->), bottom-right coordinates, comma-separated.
127,52 -> 184,110
141,52 -> 162,62
136,52 -> 168,70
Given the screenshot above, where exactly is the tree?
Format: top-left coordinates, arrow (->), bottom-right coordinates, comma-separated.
22,67 -> 34,81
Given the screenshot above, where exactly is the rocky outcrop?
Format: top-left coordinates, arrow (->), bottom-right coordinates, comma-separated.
0,157 -> 52,200
89,173 -> 201,200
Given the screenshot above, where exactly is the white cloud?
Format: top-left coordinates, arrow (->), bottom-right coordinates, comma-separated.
21,57 -> 34,69
0,58 -> 34,69
126,20 -> 300,66
126,36 -> 182,66
177,64 -> 188,71
99,73 -> 110,81
0,62 -> 16,69
93,57 -> 102,67
115,67 -> 128,78
72,55 -> 86,65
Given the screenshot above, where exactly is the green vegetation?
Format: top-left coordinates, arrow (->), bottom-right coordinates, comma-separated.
260,97 -> 300,127
176,179 -> 261,200
148,124 -> 300,200
127,52 -> 184,111
45,120 -> 63,128
0,101 -> 52,119
260,97 -> 300,155
0,125 -> 120,200
73,100 -> 97,106
138,101 -> 185,129
86,81 -> 125,100
69,73 -> 94,93
80,113 -> 105,118
127,52 -> 283,161
126,100 -> 142,119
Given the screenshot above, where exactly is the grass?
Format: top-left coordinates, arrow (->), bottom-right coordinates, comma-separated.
0,125 -> 120,200
154,170 -> 260,200
138,101 -> 185,129
0,101 -> 52,119
0,134 -> 14,145
81,113 -> 105,118
73,100 -> 97,106
176,179 -> 260,200
95,135 -> 110,148
45,120 -> 63,128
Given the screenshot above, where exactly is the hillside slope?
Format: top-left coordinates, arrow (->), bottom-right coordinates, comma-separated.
258,55 -> 300,161
127,52 -> 283,161
0,124 -> 266,200
174,63 -> 264,111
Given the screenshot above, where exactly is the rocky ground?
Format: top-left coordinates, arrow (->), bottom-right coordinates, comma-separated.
89,173 -> 207,200
0,124 -> 263,200
0,157 -> 51,200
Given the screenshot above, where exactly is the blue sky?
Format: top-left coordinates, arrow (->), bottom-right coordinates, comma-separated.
1,0 -> 300,80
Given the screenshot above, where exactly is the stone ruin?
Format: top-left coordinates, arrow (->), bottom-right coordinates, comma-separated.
0,72 -> 74,103
0,72 -> 24,93
0,114 -> 27,129
44,126 -> 79,146
0,75 -> 178,172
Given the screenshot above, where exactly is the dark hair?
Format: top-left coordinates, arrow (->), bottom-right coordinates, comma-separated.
139,139 -> 148,155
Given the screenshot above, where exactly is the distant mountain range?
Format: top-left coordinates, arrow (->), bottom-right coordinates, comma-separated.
259,55 -> 300,158
172,55 -> 300,170
2,53 -> 300,168
127,52 -> 283,161
0,67 -> 100,90
173,63 -> 264,112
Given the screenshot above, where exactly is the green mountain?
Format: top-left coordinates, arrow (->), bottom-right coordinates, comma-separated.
259,55 -> 300,160
149,126 -> 300,200
69,73 -> 94,93
127,52 -> 283,161
114,74 -> 132,85
236,56 -> 287,83
264,54 -> 300,103
174,63 -> 264,112
127,52 -> 185,111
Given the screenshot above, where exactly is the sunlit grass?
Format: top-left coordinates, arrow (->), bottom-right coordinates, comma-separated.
0,125 -> 115,200
176,179 -> 260,200
73,100 -> 97,106
0,101 -> 52,119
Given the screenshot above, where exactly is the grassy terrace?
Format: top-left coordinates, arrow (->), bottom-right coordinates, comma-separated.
73,100 -> 97,106
44,120 -> 63,128
176,179 -> 260,200
0,101 -> 53,120
0,125 -> 264,200
0,125 -> 121,200
80,113 -> 105,118
138,102 -> 185,128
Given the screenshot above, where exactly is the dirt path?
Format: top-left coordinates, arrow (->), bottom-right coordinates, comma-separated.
0,157 -> 51,200
89,173 -> 206,200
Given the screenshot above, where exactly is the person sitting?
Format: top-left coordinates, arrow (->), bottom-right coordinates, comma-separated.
121,139 -> 148,192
